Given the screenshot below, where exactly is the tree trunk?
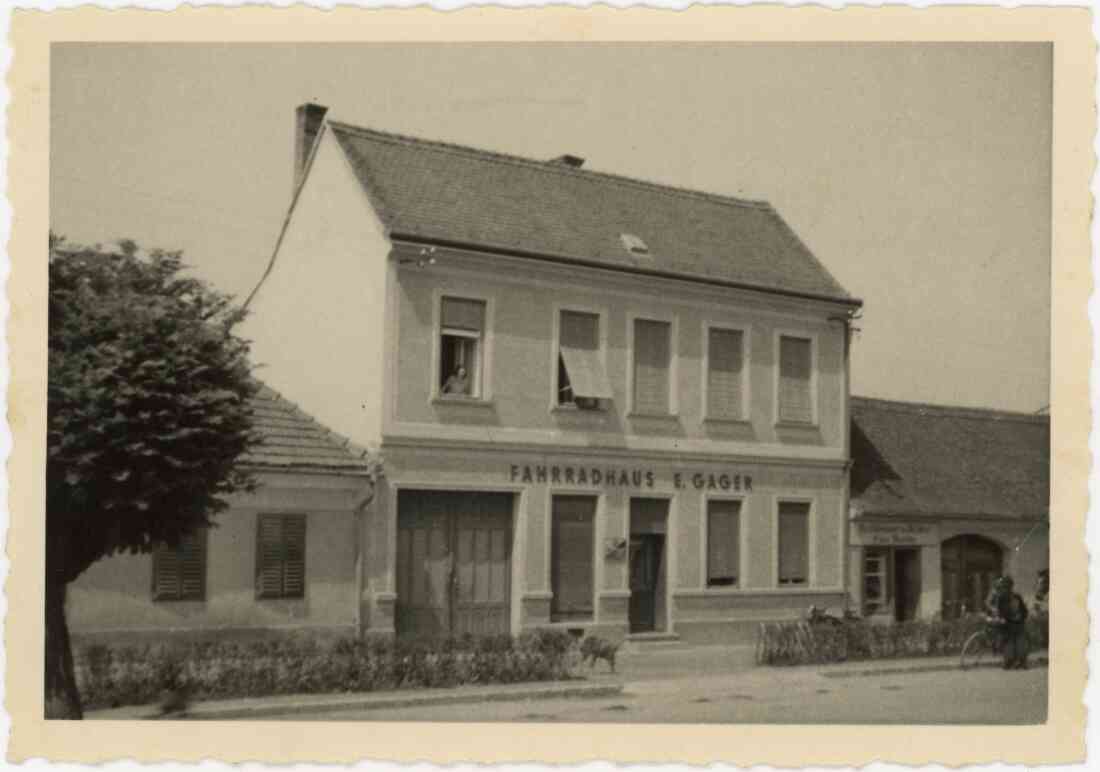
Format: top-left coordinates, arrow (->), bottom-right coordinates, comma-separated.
44,577 -> 82,719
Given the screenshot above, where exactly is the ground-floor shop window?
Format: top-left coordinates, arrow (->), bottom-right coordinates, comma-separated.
551,495 -> 596,621
152,528 -> 207,601
707,499 -> 741,587
256,514 -> 307,599
941,534 -> 1002,619
777,501 -> 810,585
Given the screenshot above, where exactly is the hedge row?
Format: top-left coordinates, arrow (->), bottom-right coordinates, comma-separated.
76,629 -> 578,710
756,616 -> 1047,666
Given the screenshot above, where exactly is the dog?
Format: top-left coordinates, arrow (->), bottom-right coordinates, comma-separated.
579,635 -> 622,673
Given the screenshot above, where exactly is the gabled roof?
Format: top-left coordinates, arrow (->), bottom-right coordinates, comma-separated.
851,397 -> 1049,520
327,121 -> 858,306
243,384 -> 374,475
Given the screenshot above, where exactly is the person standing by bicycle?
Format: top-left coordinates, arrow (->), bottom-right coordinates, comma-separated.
985,575 -> 1030,669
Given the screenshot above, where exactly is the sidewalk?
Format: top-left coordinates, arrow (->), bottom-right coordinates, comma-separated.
87,680 -> 623,721
818,651 -> 1050,679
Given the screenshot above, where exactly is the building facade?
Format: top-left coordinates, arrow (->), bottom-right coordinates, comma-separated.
68,386 -> 376,643
242,104 -> 862,644
848,397 -> 1050,623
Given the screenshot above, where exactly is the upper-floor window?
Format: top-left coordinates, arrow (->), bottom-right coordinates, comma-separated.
633,318 -> 672,415
439,296 -> 486,399
256,514 -> 307,599
706,326 -> 746,420
152,528 -> 207,602
777,334 -> 814,424
557,310 -> 612,410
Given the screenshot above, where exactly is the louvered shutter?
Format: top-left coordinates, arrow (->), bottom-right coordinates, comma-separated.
179,530 -> 206,600
778,501 -> 810,585
441,297 -> 485,332
559,311 -> 613,400
707,328 -> 744,419
778,336 -> 813,423
153,543 -> 181,600
633,319 -> 671,414
282,516 -> 307,598
707,499 -> 741,585
256,516 -> 286,598
551,497 -> 595,621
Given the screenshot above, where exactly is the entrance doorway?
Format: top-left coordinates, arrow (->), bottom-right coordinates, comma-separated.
941,534 -> 1002,619
395,490 -> 513,638
893,548 -> 921,622
629,498 -> 668,633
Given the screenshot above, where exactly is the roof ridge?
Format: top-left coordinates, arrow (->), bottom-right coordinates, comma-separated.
327,120 -> 775,212
851,395 -> 1049,424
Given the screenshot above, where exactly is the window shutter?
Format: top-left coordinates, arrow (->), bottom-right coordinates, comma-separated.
708,328 -> 744,419
560,311 -> 598,350
707,499 -> 741,584
256,516 -> 286,598
179,530 -> 206,600
551,497 -> 595,620
441,297 -> 485,332
153,544 -> 181,600
283,516 -> 307,598
779,336 -> 813,423
778,501 -> 810,584
633,319 -> 671,414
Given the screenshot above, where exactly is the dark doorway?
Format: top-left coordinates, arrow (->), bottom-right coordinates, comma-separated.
941,534 -> 1003,619
629,498 -> 668,633
893,548 -> 921,621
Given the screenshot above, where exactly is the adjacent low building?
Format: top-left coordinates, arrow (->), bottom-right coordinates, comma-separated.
68,386 -> 376,644
848,397 -> 1049,622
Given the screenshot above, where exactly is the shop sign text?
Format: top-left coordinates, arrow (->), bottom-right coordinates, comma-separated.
853,522 -> 937,546
509,464 -> 752,491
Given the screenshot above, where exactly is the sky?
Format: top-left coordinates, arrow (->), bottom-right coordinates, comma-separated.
50,43 -> 1052,413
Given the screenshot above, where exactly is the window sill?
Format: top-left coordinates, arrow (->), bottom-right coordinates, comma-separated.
152,597 -> 207,604
627,411 -> 679,420
703,416 -> 751,426
552,403 -> 609,415
432,396 -> 495,408
774,420 -> 818,430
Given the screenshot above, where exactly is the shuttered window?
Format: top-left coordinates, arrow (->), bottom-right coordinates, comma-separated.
559,310 -> 612,404
707,500 -> 741,587
777,501 -> 810,585
707,327 -> 745,419
256,515 -> 307,599
152,529 -> 207,601
633,319 -> 671,414
551,496 -> 596,621
778,335 -> 813,423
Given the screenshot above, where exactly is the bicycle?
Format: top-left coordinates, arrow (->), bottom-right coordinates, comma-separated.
960,616 -> 1005,670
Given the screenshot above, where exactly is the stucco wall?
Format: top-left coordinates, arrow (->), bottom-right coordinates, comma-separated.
243,128 -> 390,450
389,252 -> 849,460
68,473 -> 365,641
364,444 -> 847,639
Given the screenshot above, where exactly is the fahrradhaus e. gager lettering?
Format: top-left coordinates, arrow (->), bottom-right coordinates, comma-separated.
509,464 -> 753,491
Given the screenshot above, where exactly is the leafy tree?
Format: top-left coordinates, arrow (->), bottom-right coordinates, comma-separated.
47,236 -> 259,718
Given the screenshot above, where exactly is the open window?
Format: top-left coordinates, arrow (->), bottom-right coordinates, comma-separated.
558,310 -> 612,410
439,296 -> 485,399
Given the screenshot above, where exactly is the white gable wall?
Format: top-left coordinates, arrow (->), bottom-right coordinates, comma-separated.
244,129 -> 390,449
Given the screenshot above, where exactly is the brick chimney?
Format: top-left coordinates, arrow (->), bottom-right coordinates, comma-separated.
294,103 -> 328,192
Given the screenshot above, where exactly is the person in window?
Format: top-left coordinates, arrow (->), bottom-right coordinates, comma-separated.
442,366 -> 470,396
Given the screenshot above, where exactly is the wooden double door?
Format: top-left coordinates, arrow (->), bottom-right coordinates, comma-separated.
396,491 -> 513,639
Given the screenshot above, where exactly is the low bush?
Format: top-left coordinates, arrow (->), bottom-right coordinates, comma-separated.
756,615 -> 1048,667
75,629 -> 578,710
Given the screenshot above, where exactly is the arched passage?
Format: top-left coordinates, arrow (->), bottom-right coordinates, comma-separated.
940,534 -> 1003,619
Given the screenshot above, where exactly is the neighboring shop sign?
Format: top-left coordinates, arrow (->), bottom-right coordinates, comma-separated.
851,521 -> 939,546
508,464 -> 753,491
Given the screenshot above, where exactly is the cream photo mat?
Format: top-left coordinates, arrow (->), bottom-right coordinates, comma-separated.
6,7 -> 1093,766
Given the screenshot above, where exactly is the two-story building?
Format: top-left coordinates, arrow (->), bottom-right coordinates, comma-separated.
241,104 -> 862,644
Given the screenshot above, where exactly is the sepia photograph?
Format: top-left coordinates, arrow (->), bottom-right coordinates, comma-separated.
41,40 -> 1058,728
